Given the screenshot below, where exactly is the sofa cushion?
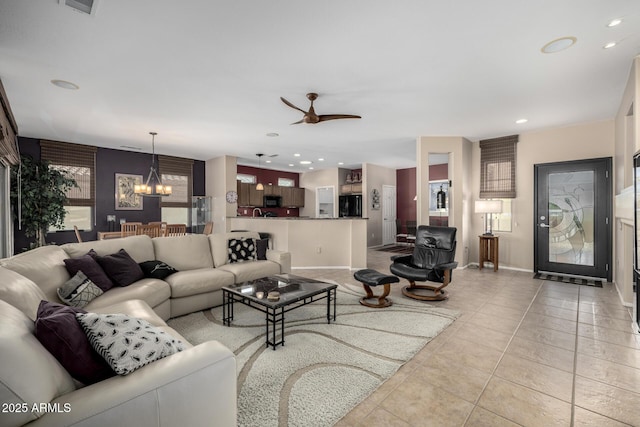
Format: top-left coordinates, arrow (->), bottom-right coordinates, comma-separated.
217,260 -> 282,284
96,249 -> 144,286
152,234 -> 214,270
210,231 -> 261,267
83,278 -> 171,312
57,271 -> 104,308
0,266 -> 48,321
64,254 -> 115,292
61,235 -> 156,263
139,260 -> 179,279
227,237 -> 256,263
164,268 -> 235,298
34,301 -> 115,385
0,300 -> 76,427
0,245 -> 71,302
77,312 -> 185,375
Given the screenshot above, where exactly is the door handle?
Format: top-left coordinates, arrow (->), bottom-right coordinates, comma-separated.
539,223 -> 550,228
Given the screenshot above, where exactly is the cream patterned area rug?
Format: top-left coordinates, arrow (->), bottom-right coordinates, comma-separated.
168,281 -> 459,427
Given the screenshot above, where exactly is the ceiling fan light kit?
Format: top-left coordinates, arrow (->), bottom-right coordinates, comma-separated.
280,92 -> 361,125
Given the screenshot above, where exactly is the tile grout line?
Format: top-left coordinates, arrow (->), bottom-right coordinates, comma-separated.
461,278 -> 545,426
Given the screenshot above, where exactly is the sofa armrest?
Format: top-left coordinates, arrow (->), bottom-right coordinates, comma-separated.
28,341 -> 237,427
266,250 -> 291,273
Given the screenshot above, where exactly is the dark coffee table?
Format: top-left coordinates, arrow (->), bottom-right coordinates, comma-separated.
222,274 -> 337,350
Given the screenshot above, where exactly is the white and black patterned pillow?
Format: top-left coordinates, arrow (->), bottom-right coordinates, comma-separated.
57,271 -> 104,308
76,313 -> 185,375
228,238 -> 256,263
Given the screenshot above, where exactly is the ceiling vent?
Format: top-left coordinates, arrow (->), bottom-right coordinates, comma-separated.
59,0 -> 99,16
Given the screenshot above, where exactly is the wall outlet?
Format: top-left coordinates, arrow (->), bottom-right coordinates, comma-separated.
244,209 -> 247,215
316,247 -> 322,254
287,209 -> 290,215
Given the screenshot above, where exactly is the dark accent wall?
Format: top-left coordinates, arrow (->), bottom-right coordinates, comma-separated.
13,137 -> 205,251
236,165 -> 300,217
396,164 -> 449,231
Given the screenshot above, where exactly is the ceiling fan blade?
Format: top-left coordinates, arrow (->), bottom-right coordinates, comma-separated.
290,119 -> 305,125
318,114 -> 362,122
280,97 -> 308,114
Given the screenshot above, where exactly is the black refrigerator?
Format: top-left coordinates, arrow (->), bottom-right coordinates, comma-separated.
633,153 -> 640,330
339,195 -> 362,217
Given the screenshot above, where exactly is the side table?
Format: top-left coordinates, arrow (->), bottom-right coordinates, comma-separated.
479,235 -> 499,271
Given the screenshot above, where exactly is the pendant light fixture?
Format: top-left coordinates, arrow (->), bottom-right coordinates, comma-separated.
134,132 -> 172,197
255,153 -> 264,191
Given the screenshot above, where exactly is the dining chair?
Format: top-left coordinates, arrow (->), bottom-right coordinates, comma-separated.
149,221 -> 168,237
203,221 -> 214,235
121,222 -> 142,237
73,225 -> 83,243
136,223 -> 163,238
165,223 -> 187,236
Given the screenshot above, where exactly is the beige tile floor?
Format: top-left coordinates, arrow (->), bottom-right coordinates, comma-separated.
294,249 -> 640,427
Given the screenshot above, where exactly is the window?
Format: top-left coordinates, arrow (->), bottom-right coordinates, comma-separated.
278,177 -> 295,187
479,135 -> 518,199
159,155 -> 193,225
41,140 -> 96,231
237,173 -> 256,184
491,199 -> 512,232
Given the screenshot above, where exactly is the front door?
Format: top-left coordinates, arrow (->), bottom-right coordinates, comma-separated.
534,158 -> 612,280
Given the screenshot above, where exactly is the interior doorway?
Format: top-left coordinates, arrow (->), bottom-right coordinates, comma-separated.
382,185 -> 396,245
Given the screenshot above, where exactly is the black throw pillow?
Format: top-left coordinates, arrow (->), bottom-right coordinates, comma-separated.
64,253 -> 115,292
256,238 -> 268,260
139,260 -> 179,280
96,249 -> 145,287
34,300 -> 115,385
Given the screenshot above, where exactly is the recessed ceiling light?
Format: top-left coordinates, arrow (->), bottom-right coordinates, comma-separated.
607,18 -> 622,27
288,163 -> 294,167
603,42 -> 617,49
266,132 -> 279,137
265,160 -> 272,163
51,79 -> 79,90
318,158 -> 325,161
294,153 -> 301,157
309,167 -> 314,170
300,160 -> 312,165
338,162 -> 344,165
541,36 -> 577,54
515,118 -> 528,124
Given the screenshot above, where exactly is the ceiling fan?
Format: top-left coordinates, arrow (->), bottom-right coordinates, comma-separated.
280,93 -> 361,124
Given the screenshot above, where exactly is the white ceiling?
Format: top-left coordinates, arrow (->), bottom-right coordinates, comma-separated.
1,1 -> 639,172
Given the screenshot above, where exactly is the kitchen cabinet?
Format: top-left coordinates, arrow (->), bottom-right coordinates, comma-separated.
263,184 -> 281,196
237,182 -> 251,207
340,183 -> 362,195
249,184 -> 264,207
281,187 -> 305,207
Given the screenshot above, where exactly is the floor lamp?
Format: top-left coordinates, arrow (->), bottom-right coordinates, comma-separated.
475,200 -> 503,236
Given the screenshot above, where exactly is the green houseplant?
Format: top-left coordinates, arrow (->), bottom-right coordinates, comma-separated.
10,155 -> 78,248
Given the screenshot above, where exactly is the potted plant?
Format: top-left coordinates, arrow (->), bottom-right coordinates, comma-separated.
10,155 -> 78,248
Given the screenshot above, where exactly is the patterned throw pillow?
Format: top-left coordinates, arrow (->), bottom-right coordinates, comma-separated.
57,271 -> 104,308
228,238 -> 256,263
139,260 -> 179,279
76,313 -> 185,375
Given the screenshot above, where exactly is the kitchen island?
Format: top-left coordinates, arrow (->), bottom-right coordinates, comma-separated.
228,217 -> 367,269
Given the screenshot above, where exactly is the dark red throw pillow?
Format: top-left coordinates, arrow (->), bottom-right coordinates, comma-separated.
34,300 -> 115,385
96,248 -> 144,287
64,254 -> 115,291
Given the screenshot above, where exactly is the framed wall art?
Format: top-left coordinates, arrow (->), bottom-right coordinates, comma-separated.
115,173 -> 143,210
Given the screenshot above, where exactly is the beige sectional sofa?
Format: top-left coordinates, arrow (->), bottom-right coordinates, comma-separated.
0,231 -> 291,427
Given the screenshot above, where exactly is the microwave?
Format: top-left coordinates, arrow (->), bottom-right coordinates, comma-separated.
264,195 -> 282,207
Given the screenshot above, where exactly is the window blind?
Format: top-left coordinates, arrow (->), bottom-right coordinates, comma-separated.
479,135 -> 518,199
40,140 -> 97,206
159,155 -> 193,208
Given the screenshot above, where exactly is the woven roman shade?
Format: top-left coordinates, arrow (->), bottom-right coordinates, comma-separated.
40,140 -> 97,206
159,155 -> 193,207
479,135 -> 518,199
0,79 -> 19,165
